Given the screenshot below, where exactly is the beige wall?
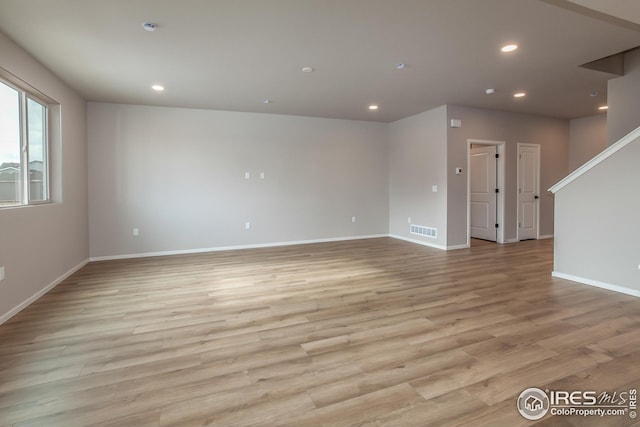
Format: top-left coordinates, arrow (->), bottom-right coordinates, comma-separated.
554,136 -> 640,293
88,103 -> 389,258
446,105 -> 570,246
0,32 -> 88,322
608,48 -> 640,145
389,106 -> 448,248
569,114 -> 607,172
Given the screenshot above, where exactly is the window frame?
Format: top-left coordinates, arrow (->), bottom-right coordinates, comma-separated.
25,94 -> 50,204
0,77 -> 51,207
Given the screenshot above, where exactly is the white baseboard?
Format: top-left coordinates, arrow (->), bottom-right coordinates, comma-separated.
539,234 -> 554,240
552,271 -> 640,298
447,244 -> 470,250
389,234 -> 447,251
90,234 -> 389,261
0,259 -> 90,326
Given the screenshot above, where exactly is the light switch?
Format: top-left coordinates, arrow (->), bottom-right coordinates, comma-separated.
432,185 -> 438,193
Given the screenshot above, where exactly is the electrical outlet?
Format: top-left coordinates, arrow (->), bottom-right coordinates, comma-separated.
244,172 -> 250,180
133,228 -> 139,236
432,185 -> 438,193
245,222 -> 251,230
351,216 -> 356,223
0,267 -> 4,282
260,172 -> 265,179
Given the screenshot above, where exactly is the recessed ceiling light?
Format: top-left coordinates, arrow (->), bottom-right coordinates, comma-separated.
590,90 -> 599,97
598,105 -> 608,110
368,105 -> 379,111
485,88 -> 496,95
302,67 -> 314,73
395,63 -> 406,70
263,99 -> 271,104
513,92 -> 526,98
151,84 -> 165,92
142,22 -> 157,32
501,44 -> 518,53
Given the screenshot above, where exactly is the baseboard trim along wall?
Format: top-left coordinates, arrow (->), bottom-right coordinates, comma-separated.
447,244 -> 470,250
90,234 -> 389,262
552,271 -> 640,298
539,234 -> 554,240
389,234 -> 448,251
0,259 -> 90,326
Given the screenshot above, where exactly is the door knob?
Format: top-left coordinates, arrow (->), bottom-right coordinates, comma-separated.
534,195 -> 539,199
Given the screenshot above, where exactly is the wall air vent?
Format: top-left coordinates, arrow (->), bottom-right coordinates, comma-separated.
410,224 -> 437,239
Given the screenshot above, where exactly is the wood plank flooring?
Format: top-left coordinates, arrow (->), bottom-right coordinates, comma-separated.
1,237 -> 639,426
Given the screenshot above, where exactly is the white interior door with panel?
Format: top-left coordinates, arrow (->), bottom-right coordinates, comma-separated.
470,145 -> 497,241
518,143 -> 540,240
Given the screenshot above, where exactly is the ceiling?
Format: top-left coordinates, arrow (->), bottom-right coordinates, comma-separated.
0,0 -> 639,122
564,0 -> 640,27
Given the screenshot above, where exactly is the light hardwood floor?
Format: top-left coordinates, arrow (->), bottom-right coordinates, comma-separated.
1,238 -> 639,426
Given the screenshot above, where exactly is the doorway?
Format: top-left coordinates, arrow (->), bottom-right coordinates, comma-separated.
467,139 -> 505,245
470,145 -> 497,241
517,143 -> 541,240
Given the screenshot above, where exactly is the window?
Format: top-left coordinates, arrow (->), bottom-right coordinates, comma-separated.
0,79 -> 49,206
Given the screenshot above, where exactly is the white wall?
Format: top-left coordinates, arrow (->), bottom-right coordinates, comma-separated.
608,48 -> 640,145
569,114 -> 607,172
446,105 -> 570,246
88,103 -> 389,258
0,32 -> 88,322
388,106 -> 448,248
551,46 -> 640,296
553,135 -> 640,294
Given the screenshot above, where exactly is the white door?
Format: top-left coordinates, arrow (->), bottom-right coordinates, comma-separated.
518,144 -> 540,240
470,145 -> 497,241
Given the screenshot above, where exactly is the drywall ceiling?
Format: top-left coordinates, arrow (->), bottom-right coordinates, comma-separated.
565,0 -> 640,26
0,0 -> 639,122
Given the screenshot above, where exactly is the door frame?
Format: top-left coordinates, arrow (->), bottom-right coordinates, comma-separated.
517,143 -> 541,241
467,139 -> 505,246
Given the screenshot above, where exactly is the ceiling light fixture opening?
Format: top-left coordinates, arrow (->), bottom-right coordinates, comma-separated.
263,99 -> 271,104
368,105 -> 379,111
151,84 -> 165,92
513,92 -> 526,98
501,44 -> 518,53
598,105 -> 608,110
485,88 -> 496,95
395,63 -> 406,70
302,67 -> 314,73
